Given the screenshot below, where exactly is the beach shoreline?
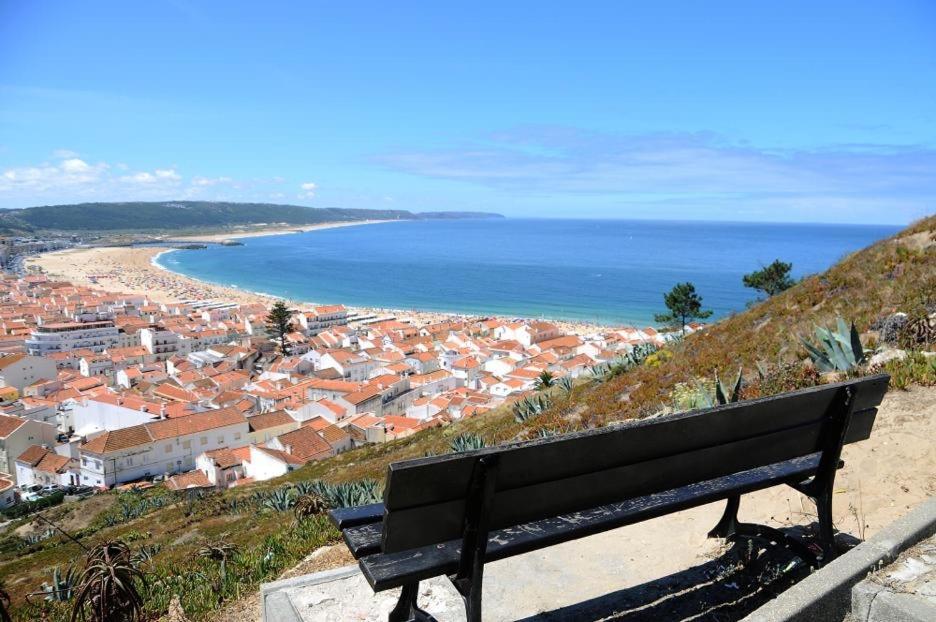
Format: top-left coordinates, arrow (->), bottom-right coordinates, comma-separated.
25,221 -> 619,336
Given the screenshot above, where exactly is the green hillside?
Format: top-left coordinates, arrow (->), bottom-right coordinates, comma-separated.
1,215 -> 933,621
0,201 -> 503,233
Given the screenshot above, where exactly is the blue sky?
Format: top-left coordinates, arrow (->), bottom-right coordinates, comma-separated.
1,1 -> 934,224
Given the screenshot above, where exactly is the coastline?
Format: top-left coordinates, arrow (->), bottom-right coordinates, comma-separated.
25,221 -> 618,336
166,218 -> 395,243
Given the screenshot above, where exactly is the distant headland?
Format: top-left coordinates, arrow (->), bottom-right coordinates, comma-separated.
0,201 -> 504,235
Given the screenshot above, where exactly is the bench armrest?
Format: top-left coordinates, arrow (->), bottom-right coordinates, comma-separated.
328,502 -> 384,529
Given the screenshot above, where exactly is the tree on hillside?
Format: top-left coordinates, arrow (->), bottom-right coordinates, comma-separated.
654,282 -> 713,334
743,259 -> 795,297
265,300 -> 294,355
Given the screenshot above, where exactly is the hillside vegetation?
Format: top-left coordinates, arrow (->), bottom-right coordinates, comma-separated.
0,201 -> 503,234
1,215 -> 933,621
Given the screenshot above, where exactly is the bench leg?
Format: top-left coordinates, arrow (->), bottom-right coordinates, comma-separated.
708,495 -> 740,538
708,495 -> 820,567
815,489 -> 836,562
388,582 -> 437,622
450,571 -> 484,622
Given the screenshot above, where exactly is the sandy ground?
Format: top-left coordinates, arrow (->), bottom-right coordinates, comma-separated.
26,224 -> 615,335
169,219 -> 394,243
214,385 -> 934,621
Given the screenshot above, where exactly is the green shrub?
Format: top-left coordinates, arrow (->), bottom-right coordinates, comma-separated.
2,491 -> 65,519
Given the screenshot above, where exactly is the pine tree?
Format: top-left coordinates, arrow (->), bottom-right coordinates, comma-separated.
265,300 -> 294,355
743,259 -> 795,297
654,282 -> 713,334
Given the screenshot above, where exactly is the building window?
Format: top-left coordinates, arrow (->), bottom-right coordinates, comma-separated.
200,436 -> 207,445
165,444 -> 172,453
182,440 -> 191,449
217,435 -> 224,444
233,432 -> 241,441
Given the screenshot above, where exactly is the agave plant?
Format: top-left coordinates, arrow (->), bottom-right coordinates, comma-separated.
131,544 -> 162,566
513,393 -> 552,423
309,479 -> 381,508
292,480 -> 318,496
801,318 -> 866,373
42,564 -> 79,602
23,528 -> 56,545
71,540 -> 145,622
293,493 -> 329,521
588,343 -> 661,384
556,375 -> 575,396
450,432 -> 487,453
714,368 -> 743,405
261,487 -> 295,512
197,537 -> 238,582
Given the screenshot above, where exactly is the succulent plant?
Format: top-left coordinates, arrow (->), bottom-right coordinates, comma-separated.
512,393 -> 552,423
42,564 -> 79,601
293,493 -> 329,521
801,318 -> 866,372
261,487 -> 295,512
556,376 -> 575,396
307,479 -> 381,508
450,433 -> 487,453
714,368 -> 743,405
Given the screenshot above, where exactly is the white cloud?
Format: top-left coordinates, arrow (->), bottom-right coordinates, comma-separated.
61,158 -> 92,174
52,149 -> 79,159
119,168 -> 181,185
191,176 -> 233,187
299,181 -> 317,199
0,153 -> 246,206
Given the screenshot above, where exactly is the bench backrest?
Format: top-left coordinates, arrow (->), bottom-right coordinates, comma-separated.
380,374 -> 889,553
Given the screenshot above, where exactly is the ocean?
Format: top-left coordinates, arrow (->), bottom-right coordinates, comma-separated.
156,218 -> 900,326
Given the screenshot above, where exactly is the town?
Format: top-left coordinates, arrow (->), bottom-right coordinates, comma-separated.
0,273 -> 702,508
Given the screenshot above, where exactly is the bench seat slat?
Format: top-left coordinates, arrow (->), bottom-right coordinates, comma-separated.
343,521 -> 384,558
360,453 -> 824,591
328,502 -> 384,529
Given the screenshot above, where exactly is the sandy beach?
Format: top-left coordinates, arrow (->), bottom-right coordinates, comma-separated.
25,222 -> 614,335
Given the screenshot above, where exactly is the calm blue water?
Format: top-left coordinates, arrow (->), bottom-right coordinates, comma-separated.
158,219 -> 899,326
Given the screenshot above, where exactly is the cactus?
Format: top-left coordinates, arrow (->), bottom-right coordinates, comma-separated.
450,433 -> 486,453
801,318 -> 866,372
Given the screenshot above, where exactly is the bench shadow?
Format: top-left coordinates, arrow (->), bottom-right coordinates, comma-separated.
514,525 -> 857,622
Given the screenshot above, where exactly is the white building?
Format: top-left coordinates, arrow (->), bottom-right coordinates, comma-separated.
14,444 -> 78,487
0,413 -> 58,478
26,320 -> 121,355
78,408 -> 249,488
140,328 -> 181,361
297,305 -> 349,335
0,354 -> 58,393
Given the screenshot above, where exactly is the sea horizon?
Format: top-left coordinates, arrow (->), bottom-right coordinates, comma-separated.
153,218 -> 901,326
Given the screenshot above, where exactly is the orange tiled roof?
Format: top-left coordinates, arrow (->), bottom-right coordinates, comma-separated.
0,413 -> 26,438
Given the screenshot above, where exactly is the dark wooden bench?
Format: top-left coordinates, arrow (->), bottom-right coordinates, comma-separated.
329,374 -> 890,622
